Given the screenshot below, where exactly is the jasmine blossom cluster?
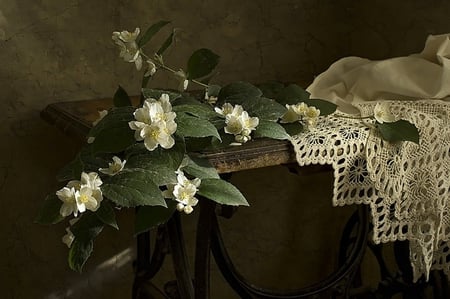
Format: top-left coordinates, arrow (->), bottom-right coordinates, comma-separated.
129,94 -> 177,151
56,172 -> 103,218
281,102 -> 320,128
163,171 -> 201,214
215,103 -> 259,144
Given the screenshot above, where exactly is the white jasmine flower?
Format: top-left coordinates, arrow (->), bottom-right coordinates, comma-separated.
75,186 -> 100,213
174,70 -> 189,91
62,227 -> 75,248
281,104 -> 301,123
61,218 -> 78,248
220,104 -> 259,144
81,172 -> 103,190
112,28 -> 143,70
240,111 -> 259,132
113,28 -> 140,43
280,102 -> 320,128
163,171 -> 201,214
99,156 -> 126,176
92,110 -> 108,126
374,102 -> 396,123
215,103 -> 234,116
141,122 -> 175,151
129,94 -> 177,151
57,172 -> 103,217
304,106 -> 320,128
56,187 -> 78,217
225,114 -> 244,135
144,60 -> 157,77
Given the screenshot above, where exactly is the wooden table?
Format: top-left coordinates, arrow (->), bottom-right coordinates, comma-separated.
41,98 -> 376,299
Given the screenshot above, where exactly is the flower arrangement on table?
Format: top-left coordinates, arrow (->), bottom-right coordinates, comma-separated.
36,21 -> 419,272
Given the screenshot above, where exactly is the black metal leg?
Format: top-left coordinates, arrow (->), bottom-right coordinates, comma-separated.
194,198 -> 216,299
166,213 -> 196,299
210,205 -> 370,298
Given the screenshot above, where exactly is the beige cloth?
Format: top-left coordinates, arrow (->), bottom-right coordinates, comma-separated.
307,34 -> 450,114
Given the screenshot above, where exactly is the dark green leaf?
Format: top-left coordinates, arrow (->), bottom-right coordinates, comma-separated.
275,84 -> 310,105
182,155 -> 220,179
141,88 -> 181,102
35,194 -> 64,225
377,120 -> 420,144
71,213 -> 104,240
186,48 -> 220,79
57,146 -> 111,181
88,107 -> 136,153
137,20 -> 171,48
176,112 -> 221,140
157,30 -> 174,55
95,201 -> 118,230
282,122 -> 304,136
257,81 -> 285,99
113,85 -> 132,107
135,201 -> 177,234
125,137 -> 185,186
102,170 -> 166,207
57,155 -> 84,182
69,238 -> 94,273
172,104 -> 218,119
206,84 -> 221,97
254,120 -> 290,140
241,97 -> 286,121
198,178 -> 249,206
68,213 -> 104,272
304,99 -> 337,116
217,82 -> 262,105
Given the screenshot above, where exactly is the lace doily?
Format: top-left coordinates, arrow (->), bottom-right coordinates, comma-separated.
290,100 -> 450,282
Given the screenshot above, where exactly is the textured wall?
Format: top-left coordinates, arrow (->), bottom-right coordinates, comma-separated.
1,0 -> 450,298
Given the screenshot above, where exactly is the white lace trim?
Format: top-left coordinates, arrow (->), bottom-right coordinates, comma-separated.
290,100 -> 450,282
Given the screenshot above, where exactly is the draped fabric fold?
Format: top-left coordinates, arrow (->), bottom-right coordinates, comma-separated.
292,34 -> 450,281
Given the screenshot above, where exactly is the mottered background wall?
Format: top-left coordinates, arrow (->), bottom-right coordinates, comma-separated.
1,0 -> 449,298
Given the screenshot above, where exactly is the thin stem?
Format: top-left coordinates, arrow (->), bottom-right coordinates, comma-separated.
141,51 -> 208,89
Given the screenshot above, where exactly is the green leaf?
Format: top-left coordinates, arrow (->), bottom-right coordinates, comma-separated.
113,85 -> 132,107
377,120 -> 420,144
186,48 -> 220,79
157,30 -> 175,55
125,137 -> 185,186
254,120 -> 290,140
102,170 -> 166,208
241,97 -> 286,121
137,20 -> 171,48
68,213 -> 104,272
182,155 -> 220,179
57,146 -> 111,181
282,122 -> 304,136
35,194 -> 64,225
257,81 -> 285,99
135,201 -> 177,234
198,178 -> 249,206
172,103 -> 218,119
69,238 -> 94,273
304,99 -> 337,116
141,88 -> 181,102
57,154 -> 84,182
176,112 -> 221,140
275,84 -> 310,105
217,82 -> 262,105
95,201 -> 118,230
88,107 -> 136,153
206,84 -> 221,97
